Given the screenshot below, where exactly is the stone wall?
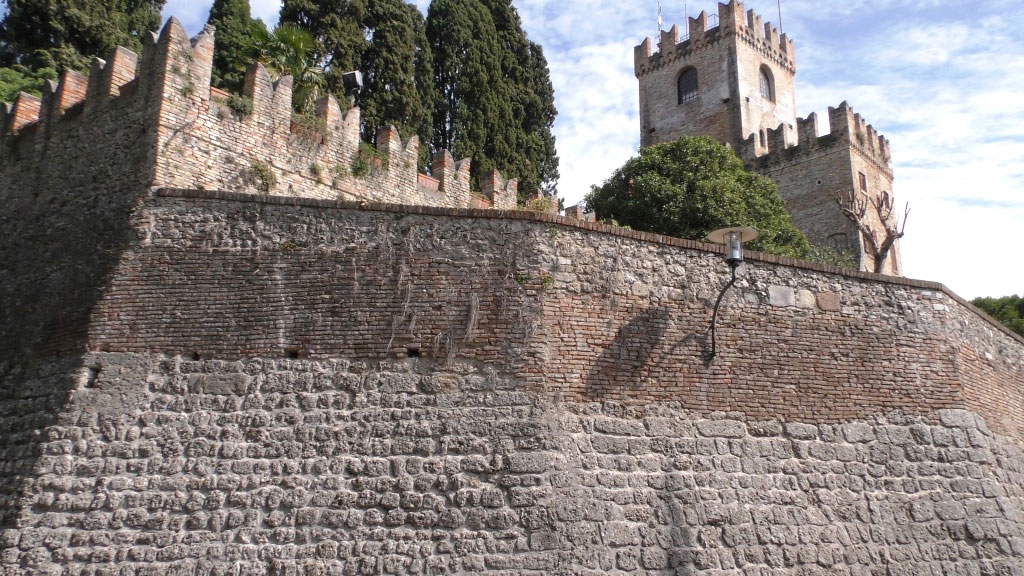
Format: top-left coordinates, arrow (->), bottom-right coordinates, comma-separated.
0,189 -> 1022,573
2,354 -> 1023,575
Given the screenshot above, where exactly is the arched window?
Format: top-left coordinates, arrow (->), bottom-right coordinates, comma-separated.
759,66 -> 775,102
677,68 -> 698,104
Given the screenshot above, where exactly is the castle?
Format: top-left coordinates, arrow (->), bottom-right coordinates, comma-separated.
634,1 -> 901,275
0,16 -> 1022,576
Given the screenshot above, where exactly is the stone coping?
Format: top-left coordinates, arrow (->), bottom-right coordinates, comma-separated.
153,188 -> 1024,348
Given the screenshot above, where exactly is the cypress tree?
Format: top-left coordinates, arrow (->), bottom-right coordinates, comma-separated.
280,0 -> 436,166
360,0 -> 435,157
206,0 -> 266,94
278,0 -> 368,92
427,0 -> 558,199
427,0 -> 511,181
0,0 -> 166,71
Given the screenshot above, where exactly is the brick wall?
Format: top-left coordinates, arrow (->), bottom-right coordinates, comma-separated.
84,190 -> 1024,434
0,19 -> 519,217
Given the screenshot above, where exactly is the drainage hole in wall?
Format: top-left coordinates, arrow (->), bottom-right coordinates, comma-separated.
285,348 -> 302,359
405,346 -> 422,358
83,366 -> 101,389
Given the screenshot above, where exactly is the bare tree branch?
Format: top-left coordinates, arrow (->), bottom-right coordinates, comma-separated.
835,189 -> 909,274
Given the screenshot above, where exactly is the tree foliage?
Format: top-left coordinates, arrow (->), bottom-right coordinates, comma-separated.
972,295 -> 1024,337
0,64 -> 57,102
0,0 -> 166,72
427,0 -> 558,198
279,0 -> 368,92
206,0 -> 265,94
586,136 -> 812,259
360,0 -> 435,154
280,0 -> 436,163
250,23 -> 326,112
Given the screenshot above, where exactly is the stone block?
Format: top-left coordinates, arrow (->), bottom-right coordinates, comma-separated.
507,452 -> 554,474
187,373 -> 250,395
769,286 -> 796,307
785,422 -> 818,440
938,410 -> 978,429
601,522 -> 640,547
796,289 -> 816,309
696,420 -> 746,438
816,292 -> 841,311
841,422 -> 876,443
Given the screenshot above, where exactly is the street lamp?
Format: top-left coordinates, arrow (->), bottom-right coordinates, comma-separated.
704,227 -> 758,362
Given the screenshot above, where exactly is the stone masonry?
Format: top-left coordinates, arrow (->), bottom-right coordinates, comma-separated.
1,16 -> 1023,576
635,1 -> 900,275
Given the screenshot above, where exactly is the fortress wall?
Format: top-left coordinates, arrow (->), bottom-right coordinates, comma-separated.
755,136 -> 862,256
2,353 -> 1023,575
0,191 -> 1022,573
0,30 -> 166,359
86,190 -> 1023,432
149,21 -> 516,211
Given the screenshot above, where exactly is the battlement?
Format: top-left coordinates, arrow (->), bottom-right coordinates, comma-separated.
634,1 -> 794,76
740,102 -> 892,172
0,18 -> 517,211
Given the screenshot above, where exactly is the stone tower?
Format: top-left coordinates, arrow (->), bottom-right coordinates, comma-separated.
634,1 -> 901,276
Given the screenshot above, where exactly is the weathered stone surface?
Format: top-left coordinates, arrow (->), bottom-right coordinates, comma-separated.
768,285 -> 796,307
817,291 -> 842,311
0,354 -> 1022,574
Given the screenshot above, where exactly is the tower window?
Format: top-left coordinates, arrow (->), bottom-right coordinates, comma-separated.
759,66 -> 775,102
859,172 -> 868,192
677,68 -> 698,104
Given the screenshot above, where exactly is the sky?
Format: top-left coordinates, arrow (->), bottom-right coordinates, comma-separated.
163,0 -> 1024,300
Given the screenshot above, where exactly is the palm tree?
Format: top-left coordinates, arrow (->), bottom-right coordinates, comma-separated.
250,22 -> 326,113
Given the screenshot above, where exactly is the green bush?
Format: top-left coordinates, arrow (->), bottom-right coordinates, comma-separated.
251,160 -> 276,193
586,136 -> 812,259
972,295 -> 1024,337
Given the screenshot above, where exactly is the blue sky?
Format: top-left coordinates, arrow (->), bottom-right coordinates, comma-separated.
163,0 -> 1024,299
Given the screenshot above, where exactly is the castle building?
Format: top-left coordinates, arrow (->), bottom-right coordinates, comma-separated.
0,17 -> 1021,575
634,1 -> 901,275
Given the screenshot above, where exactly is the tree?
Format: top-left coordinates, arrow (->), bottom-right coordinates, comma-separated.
279,0 -> 368,92
279,0 -> 436,164
427,0 -> 558,200
206,0 -> 265,94
0,0 -> 166,72
972,295 -> 1024,337
250,23 -> 326,113
480,0 -> 558,196
360,0 -> 435,155
585,136 -> 812,259
836,188 -> 908,274
0,64 -> 56,102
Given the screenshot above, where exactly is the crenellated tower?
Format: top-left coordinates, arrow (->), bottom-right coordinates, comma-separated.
634,1 -> 901,275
